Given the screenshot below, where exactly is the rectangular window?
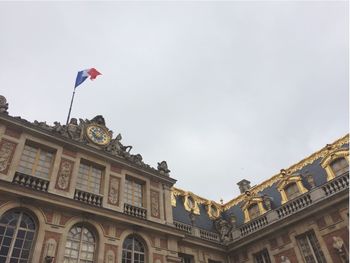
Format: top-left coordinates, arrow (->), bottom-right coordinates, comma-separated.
76,162 -> 103,194
17,144 -> 54,179
285,183 -> 300,200
254,249 -> 271,263
248,204 -> 260,220
178,253 -> 194,263
124,177 -> 144,207
297,230 -> 326,263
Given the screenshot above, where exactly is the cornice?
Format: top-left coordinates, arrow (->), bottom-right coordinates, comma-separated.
172,134 -> 349,211
0,113 -> 177,186
223,134 -> 349,210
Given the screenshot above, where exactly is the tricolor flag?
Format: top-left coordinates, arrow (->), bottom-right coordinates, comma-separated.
75,68 -> 102,88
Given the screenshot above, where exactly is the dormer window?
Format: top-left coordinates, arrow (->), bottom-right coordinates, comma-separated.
284,182 -> 300,200
277,173 -> 308,204
330,158 -> 349,177
248,203 -> 260,220
321,149 -> 349,181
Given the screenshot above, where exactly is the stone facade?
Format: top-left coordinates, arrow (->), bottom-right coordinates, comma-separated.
0,96 -> 348,263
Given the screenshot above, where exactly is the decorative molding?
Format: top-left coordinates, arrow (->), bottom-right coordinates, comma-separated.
0,139 -> 17,175
223,134 -> 349,210
151,190 -> 160,218
277,173 -> 308,204
320,148 -> 349,181
55,158 -> 74,191
108,176 -> 120,206
241,192 -> 267,223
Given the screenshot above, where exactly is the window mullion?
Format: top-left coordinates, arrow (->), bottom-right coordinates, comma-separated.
31,149 -> 41,176
306,234 -> 318,263
6,213 -> 22,263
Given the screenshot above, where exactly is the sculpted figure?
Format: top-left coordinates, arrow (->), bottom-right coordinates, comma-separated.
157,161 -> 170,176
67,118 -> 82,140
0,95 -> 9,114
106,133 -> 132,156
332,236 -> 344,252
214,218 -> 232,242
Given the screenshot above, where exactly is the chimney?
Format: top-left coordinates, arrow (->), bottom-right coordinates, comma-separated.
237,179 -> 251,194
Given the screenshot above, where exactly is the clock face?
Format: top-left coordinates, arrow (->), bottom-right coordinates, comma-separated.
86,125 -> 111,146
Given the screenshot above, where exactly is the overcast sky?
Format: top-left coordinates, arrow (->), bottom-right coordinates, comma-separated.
0,1 -> 348,203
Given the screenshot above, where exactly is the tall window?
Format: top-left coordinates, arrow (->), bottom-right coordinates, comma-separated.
122,235 -> 146,263
17,144 -> 54,179
297,231 -> 326,263
248,204 -> 260,220
124,178 -> 144,207
64,225 -> 96,263
76,162 -> 103,194
0,210 -> 36,263
254,249 -> 271,263
178,253 -> 194,263
284,183 -> 300,200
330,158 -> 349,177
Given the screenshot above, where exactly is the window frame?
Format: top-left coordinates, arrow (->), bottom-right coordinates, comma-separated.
122,235 -> 147,263
296,230 -> 326,263
17,141 -> 55,180
321,149 -> 349,181
76,160 -> 104,195
0,210 -> 37,263
124,176 -> 145,208
277,174 -> 308,204
253,249 -> 271,263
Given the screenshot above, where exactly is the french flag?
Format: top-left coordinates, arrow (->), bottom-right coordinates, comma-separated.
75,68 -> 102,88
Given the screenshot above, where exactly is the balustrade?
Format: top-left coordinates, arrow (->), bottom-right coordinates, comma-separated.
276,194 -> 312,219
199,229 -> 220,242
173,221 -> 192,234
123,203 -> 147,219
12,172 -> 49,192
240,215 -> 268,236
74,189 -> 103,207
322,173 -> 349,196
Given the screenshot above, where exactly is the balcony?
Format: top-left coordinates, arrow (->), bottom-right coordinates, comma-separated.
74,189 -> 103,207
240,215 -> 268,237
12,172 -> 49,192
123,203 -> 147,219
276,193 -> 312,219
322,172 -> 349,196
174,221 -> 192,234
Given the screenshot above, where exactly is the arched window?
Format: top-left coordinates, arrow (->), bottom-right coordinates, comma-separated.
0,210 -> 36,263
122,235 -> 146,263
64,225 -> 96,263
248,203 -> 260,220
284,182 -> 300,200
330,158 -> 349,177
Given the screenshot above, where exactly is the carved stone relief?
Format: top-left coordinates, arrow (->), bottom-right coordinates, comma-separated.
108,176 -> 120,206
151,190 -> 160,218
55,159 -> 74,191
0,139 -> 17,175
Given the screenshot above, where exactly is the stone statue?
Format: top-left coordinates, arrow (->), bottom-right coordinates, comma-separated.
214,218 -> 232,242
0,95 -> 9,114
333,236 -> 345,252
157,161 -> 170,176
90,115 -> 105,126
67,118 -> 82,140
280,256 -> 291,263
106,133 -> 132,157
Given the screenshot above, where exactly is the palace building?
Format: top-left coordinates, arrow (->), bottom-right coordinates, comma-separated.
0,94 -> 348,263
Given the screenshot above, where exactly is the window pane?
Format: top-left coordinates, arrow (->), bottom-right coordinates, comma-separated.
64,226 -> 95,262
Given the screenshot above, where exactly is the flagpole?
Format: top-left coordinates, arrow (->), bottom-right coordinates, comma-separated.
66,87 -> 76,125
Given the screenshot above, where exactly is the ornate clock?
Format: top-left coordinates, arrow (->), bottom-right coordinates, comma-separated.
86,124 -> 111,146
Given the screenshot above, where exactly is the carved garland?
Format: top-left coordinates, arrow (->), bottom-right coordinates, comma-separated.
55,158 -> 74,191
108,176 -> 120,206
0,139 -> 17,175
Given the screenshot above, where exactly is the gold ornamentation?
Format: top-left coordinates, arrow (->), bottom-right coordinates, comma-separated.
276,173 -> 308,204
241,193 -> 267,223
205,201 -> 221,219
320,148 -> 349,181
223,134 -> 349,210
86,124 -> 111,146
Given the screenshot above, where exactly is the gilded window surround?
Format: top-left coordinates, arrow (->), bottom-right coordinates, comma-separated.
183,194 -> 200,215
205,201 -> 221,219
223,134 -> 349,211
241,193 -> 267,223
320,148 -> 349,181
277,174 -> 308,204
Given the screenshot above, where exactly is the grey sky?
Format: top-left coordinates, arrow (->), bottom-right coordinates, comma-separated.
0,1 -> 348,203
